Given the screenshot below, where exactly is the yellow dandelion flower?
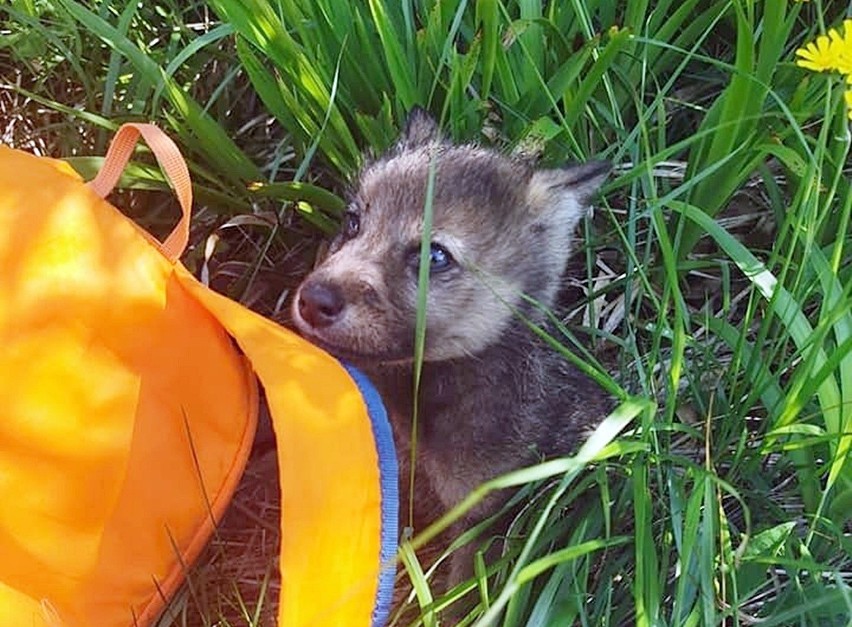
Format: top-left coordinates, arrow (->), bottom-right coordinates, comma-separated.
796,20 -> 852,75
796,34 -> 840,72
831,19 -> 852,75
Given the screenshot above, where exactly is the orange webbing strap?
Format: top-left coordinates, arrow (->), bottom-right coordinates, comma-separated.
87,123 -> 192,262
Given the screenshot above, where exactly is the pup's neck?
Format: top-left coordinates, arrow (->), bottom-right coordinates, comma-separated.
360,317 -> 542,432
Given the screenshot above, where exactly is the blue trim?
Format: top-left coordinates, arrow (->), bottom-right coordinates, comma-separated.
343,363 -> 398,627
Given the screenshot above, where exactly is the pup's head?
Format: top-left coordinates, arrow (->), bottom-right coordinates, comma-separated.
292,109 -> 609,363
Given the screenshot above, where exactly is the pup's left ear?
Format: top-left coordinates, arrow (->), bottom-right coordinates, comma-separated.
526,160 -> 610,232
530,160 -> 611,204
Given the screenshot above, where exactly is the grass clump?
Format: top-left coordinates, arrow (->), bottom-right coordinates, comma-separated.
2,0 -> 851,625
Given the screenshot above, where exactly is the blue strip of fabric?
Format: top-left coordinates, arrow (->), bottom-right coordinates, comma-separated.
343,363 -> 398,627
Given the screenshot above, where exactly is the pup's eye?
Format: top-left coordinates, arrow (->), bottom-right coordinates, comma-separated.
407,242 -> 455,274
342,211 -> 360,238
427,243 -> 454,273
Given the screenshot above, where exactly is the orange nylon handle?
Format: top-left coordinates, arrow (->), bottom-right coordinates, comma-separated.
87,123 -> 191,262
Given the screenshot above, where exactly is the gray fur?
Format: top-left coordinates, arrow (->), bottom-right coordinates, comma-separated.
291,111 -> 612,596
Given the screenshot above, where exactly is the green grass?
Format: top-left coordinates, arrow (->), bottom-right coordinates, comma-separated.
2,0 -> 851,625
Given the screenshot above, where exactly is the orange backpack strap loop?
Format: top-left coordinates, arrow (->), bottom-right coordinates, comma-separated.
87,123 -> 192,262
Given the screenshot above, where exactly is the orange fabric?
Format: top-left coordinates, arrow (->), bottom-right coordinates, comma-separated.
0,143 -> 257,625
0,125 -> 385,626
178,271 -> 383,626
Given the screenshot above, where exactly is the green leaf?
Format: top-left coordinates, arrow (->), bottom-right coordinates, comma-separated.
58,0 -> 261,185
367,0 -> 418,109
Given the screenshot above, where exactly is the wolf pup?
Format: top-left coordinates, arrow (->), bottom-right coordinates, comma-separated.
291,108 -> 612,592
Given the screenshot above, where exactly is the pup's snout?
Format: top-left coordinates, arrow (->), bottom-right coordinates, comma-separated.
297,281 -> 345,328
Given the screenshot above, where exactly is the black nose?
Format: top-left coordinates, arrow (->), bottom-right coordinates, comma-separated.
298,281 -> 345,328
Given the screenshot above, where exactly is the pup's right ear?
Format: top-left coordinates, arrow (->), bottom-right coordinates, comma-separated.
397,106 -> 441,150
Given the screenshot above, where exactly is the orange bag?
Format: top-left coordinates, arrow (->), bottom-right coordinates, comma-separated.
0,124 -> 398,626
